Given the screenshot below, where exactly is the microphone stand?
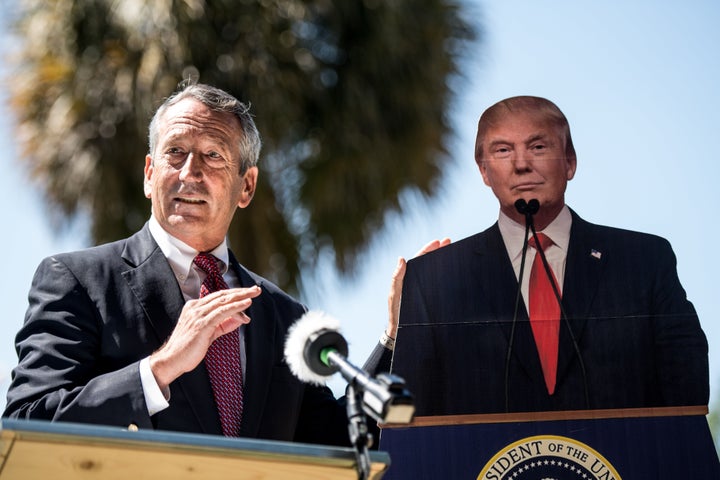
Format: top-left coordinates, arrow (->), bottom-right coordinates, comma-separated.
293,321 -> 414,478
323,348 -> 413,479
505,199 -> 536,412
345,383 -> 372,480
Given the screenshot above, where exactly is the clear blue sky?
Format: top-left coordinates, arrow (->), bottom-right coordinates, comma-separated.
2,1 -> 719,411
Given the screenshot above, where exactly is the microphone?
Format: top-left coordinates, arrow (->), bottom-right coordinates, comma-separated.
514,198 -> 539,222
284,310 -> 415,424
509,199 -> 590,409
505,198 -> 538,410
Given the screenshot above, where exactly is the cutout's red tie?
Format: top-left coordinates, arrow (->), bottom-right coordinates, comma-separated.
194,252 -> 243,436
528,233 -> 561,395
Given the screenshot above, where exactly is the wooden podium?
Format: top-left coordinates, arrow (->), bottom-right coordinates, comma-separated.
0,419 -> 390,479
379,406 -> 719,479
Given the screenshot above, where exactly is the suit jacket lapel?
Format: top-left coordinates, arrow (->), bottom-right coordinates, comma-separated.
121,226 -> 183,344
227,252 -> 274,438
556,211 -> 603,389
477,225 -> 544,382
121,224 -> 221,435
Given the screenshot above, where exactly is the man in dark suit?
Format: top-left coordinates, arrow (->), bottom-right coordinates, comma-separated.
3,83 -> 394,445
390,96 -> 709,415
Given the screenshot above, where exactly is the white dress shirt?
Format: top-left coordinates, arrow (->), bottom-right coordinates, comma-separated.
497,205 -> 573,313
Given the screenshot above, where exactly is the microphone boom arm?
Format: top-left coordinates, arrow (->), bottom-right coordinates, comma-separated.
324,349 -> 415,424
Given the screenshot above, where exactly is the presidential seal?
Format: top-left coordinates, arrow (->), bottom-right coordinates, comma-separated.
477,435 -> 621,480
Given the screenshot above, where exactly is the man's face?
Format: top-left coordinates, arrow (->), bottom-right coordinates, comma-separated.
477,111 -> 576,226
144,98 -> 258,251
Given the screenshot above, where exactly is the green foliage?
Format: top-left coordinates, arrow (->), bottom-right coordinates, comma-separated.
7,0 -> 477,293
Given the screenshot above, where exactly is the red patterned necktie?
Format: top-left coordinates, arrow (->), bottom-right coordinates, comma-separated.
193,252 -> 243,436
528,233 -> 561,395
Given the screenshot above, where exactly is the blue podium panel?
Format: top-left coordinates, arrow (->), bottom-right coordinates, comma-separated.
380,408 -> 719,480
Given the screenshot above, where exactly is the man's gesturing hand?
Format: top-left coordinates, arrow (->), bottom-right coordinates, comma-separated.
149,285 -> 262,391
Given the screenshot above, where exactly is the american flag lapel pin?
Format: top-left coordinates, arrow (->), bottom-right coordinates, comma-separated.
590,249 -> 602,260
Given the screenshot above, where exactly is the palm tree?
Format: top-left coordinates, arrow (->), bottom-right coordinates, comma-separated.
6,0 -> 477,294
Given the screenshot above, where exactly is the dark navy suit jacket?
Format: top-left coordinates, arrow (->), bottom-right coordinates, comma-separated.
4,224 -> 391,445
391,210 -> 709,415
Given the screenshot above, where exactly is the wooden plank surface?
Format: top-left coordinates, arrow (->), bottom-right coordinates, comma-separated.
0,420 -> 389,480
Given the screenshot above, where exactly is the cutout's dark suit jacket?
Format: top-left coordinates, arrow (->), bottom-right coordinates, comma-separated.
4,224 -> 390,445
392,210 -> 708,415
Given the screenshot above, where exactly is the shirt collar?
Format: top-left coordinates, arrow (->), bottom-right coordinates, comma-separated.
498,205 -> 572,262
148,215 -> 230,280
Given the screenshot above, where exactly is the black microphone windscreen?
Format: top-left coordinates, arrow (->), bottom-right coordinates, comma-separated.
527,198 -> 540,215
304,329 -> 348,376
514,199 -> 529,215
